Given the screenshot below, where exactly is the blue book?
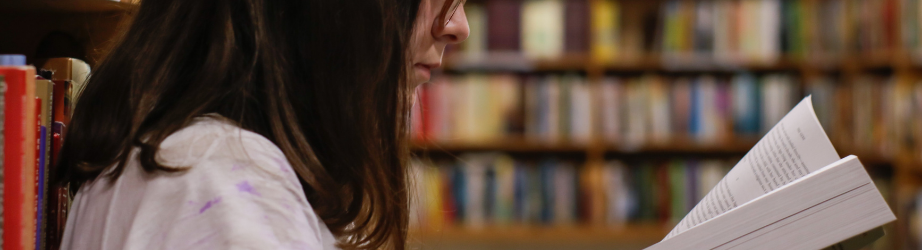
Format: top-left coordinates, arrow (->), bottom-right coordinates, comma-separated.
732,73 -> 761,135
36,125 -> 47,250
689,79 -> 701,136
539,160 -> 556,224
513,163 -> 527,222
451,164 -> 467,221
686,160 -> 699,209
484,166 -> 496,221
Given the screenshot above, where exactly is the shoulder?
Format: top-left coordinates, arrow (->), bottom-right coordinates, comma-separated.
156,115 -> 286,169
152,114 -> 305,207
125,115 -> 331,249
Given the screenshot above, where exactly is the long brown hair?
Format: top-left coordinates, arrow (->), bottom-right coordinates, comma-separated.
55,0 -> 420,248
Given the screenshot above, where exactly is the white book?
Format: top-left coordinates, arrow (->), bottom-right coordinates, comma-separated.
521,0 -> 564,59
624,78 -> 647,148
599,77 -> 622,144
648,96 -> 896,250
545,76 -> 561,143
648,76 -> 671,144
463,155 -> 489,228
757,0 -> 780,63
603,161 -> 633,226
569,77 -> 592,144
553,162 -> 576,224
462,3 -> 487,57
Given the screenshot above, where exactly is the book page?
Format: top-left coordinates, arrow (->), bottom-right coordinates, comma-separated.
664,96 -> 839,239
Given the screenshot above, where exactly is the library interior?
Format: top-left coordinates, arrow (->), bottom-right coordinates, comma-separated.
2,0 -> 922,249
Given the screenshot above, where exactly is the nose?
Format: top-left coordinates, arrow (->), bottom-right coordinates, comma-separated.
433,5 -> 470,44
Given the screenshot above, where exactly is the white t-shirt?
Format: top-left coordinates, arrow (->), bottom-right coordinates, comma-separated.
61,116 -> 338,250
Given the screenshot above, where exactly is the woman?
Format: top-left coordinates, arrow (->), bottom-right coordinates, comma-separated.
56,0 -> 468,249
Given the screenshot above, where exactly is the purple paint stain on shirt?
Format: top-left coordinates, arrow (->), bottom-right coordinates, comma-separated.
236,181 -> 261,196
273,157 -> 291,173
199,196 -> 222,214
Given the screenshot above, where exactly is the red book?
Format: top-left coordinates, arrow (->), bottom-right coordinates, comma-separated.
0,64 -> 38,250
486,0 -> 521,51
882,0 -> 896,50
564,0 -> 590,53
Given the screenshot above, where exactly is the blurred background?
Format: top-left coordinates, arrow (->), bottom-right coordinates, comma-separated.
409,0 -> 922,249
2,0 -> 922,249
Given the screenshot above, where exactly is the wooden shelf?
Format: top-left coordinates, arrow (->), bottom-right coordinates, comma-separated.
0,0 -> 136,13
442,52 -> 922,73
443,53 -> 590,72
411,139 -> 588,153
411,136 -> 758,153
412,138 -> 903,167
410,225 -> 668,244
611,140 -> 757,155
411,138 -> 757,155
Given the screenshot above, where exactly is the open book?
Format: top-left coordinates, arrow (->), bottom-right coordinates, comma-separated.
645,96 -> 896,250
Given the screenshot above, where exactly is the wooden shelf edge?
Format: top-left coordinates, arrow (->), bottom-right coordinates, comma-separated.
410,225 -> 668,243
441,52 -> 922,73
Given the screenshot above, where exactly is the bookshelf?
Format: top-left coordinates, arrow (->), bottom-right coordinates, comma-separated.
445,53 -> 922,73
2,0 -> 921,249
0,0 -> 133,67
413,0 -> 922,249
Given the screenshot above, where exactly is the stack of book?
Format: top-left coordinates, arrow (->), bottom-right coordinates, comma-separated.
408,154 -> 734,230
0,55 -> 88,250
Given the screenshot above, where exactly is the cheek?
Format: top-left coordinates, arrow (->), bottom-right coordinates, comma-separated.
411,0 -> 437,55
411,21 -> 432,57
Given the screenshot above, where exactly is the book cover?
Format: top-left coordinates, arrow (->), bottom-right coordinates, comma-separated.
486,0 -> 521,51
521,0 -> 564,58
0,57 -> 38,250
34,78 -> 53,250
590,0 -> 619,63
563,0 -> 589,53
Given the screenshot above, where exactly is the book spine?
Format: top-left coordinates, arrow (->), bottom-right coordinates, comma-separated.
34,98 -> 42,250
564,0 -> 589,53
486,0 -> 522,51
0,66 -> 38,250
0,76 -> 5,248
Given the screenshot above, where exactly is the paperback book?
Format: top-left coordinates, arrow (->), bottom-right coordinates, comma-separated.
646,96 -> 896,250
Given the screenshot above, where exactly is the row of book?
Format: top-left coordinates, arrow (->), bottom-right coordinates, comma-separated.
412,73 -> 922,157
461,0 -> 589,59
659,0 -> 905,62
0,55 -> 88,250
411,73 -> 801,147
408,154 -> 734,229
660,0 -> 782,63
458,0 -> 918,64
807,75 -> 922,159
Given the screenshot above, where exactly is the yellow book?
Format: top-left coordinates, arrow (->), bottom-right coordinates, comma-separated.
591,0 -> 619,63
